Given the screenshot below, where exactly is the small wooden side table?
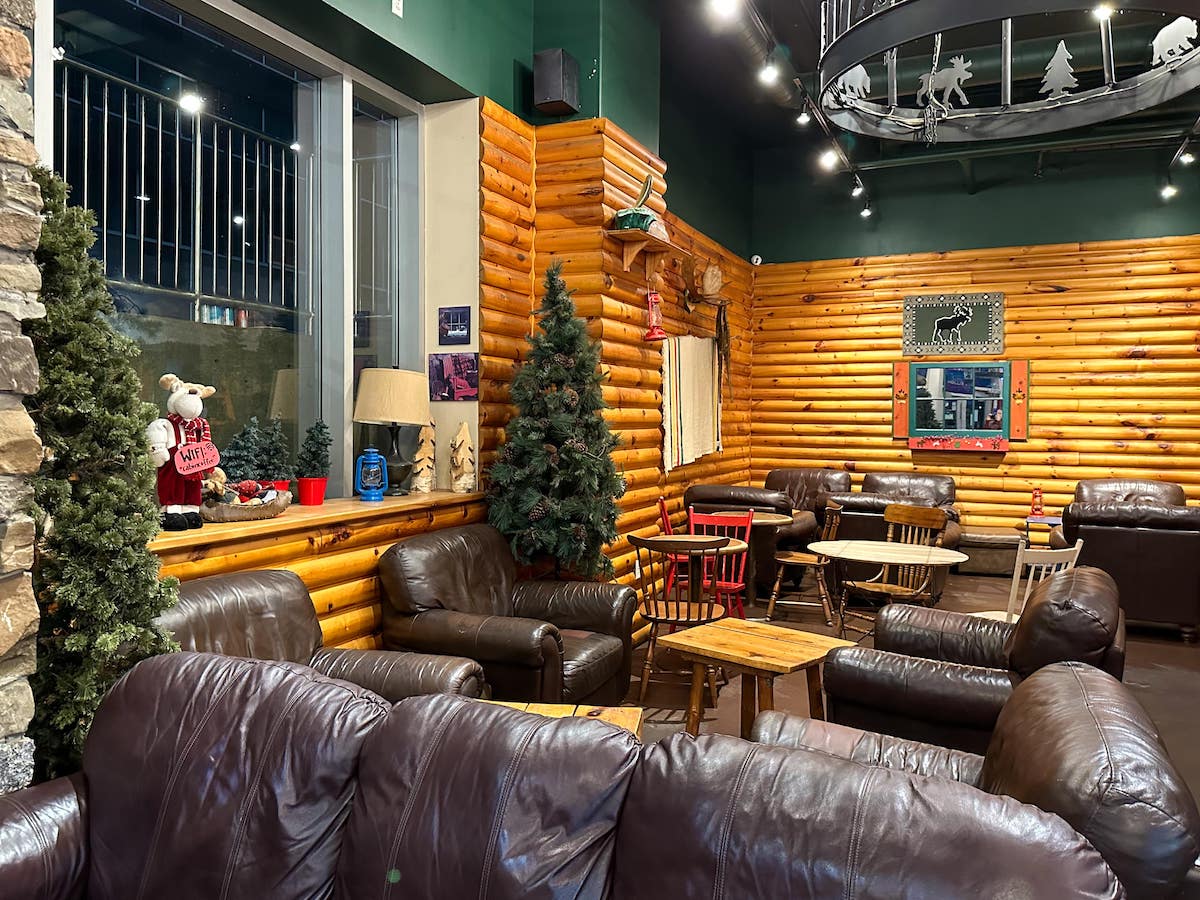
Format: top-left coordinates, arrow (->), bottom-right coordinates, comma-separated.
481,701 -> 645,739
656,619 -> 854,739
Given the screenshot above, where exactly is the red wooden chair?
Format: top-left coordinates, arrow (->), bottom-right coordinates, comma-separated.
657,497 -> 690,595
688,507 -> 754,619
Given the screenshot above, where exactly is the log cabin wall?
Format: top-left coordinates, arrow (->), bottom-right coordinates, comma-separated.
751,234 -> 1200,534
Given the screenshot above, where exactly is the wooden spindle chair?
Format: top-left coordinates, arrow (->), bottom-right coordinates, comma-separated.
768,501 -> 843,624
688,507 -> 754,619
840,504 -> 947,637
970,539 -> 1084,624
657,496 -> 691,596
629,534 -> 728,707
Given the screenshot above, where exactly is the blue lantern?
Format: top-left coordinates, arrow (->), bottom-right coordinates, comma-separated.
355,447 -> 388,502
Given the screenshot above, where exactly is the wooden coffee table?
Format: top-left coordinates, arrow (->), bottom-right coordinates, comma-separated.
481,701 -> 644,738
656,619 -> 854,738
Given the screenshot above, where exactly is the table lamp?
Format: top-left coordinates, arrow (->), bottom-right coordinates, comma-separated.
267,368 -> 299,422
353,368 -> 431,495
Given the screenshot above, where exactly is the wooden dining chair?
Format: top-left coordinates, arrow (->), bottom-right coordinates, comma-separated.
688,507 -> 754,619
970,539 -> 1084,624
840,504 -> 948,637
657,496 -> 691,596
768,501 -> 843,625
629,534 -> 728,707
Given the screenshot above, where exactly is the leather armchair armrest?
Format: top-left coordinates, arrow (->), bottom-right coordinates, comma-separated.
774,511 -> 819,547
941,518 -> 962,549
0,774 -> 88,900
752,712 -> 985,785
384,608 -> 561,669
875,604 -> 1013,669
824,646 -> 1017,730
511,581 -> 636,643
309,648 -> 486,701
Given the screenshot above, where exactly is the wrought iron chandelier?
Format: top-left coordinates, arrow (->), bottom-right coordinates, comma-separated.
819,1 -> 1200,144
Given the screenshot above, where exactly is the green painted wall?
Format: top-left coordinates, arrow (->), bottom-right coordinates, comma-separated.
244,0 -> 535,110
599,0 -> 660,154
530,0 -> 601,123
659,93 -> 753,257
751,146 -> 1200,262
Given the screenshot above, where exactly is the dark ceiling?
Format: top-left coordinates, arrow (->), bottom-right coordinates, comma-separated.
660,0 -> 1200,167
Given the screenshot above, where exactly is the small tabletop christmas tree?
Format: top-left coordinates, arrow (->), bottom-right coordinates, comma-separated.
487,261 -> 625,578
1041,40 -> 1078,100
296,419 -> 332,479
261,417 -> 294,483
221,416 -> 265,483
24,169 -> 178,777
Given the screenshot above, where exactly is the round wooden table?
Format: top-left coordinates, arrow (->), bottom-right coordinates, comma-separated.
631,534 -> 748,607
708,510 -> 796,605
808,540 -> 968,636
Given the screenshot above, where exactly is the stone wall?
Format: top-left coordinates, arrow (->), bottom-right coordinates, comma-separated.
0,0 -> 42,794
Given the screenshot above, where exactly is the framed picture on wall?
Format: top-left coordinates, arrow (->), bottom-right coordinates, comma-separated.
428,352 -> 479,401
437,306 -> 471,345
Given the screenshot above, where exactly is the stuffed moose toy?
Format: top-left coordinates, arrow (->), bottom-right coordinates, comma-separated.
146,374 -> 220,531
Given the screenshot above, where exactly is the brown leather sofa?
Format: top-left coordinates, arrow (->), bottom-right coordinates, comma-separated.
823,566 -> 1127,753
157,569 -> 487,700
378,523 -> 636,704
682,483 -> 803,593
1050,478 -> 1200,640
763,466 -> 852,535
822,472 -> 963,599
0,651 -> 1126,899
756,661 -> 1200,900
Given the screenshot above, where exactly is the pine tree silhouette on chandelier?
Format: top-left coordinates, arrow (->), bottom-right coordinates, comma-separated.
1041,40 -> 1078,100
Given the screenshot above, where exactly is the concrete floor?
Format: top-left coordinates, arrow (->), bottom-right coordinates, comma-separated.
631,570 -> 1200,803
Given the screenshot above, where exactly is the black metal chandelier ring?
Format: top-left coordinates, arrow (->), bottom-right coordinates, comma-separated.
818,0 -> 1200,143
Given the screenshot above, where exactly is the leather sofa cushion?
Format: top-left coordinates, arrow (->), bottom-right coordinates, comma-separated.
611,733 -> 1123,899
560,629 -> 624,702
1003,567 -> 1121,679
682,484 -> 792,514
1076,478 -> 1186,506
764,468 -> 851,513
822,489 -> 961,524
83,653 -> 389,900
159,569 -> 321,665
379,523 -> 517,616
337,694 -> 639,899
1064,501 -> 1200,533
863,472 -> 957,507
980,662 -> 1200,900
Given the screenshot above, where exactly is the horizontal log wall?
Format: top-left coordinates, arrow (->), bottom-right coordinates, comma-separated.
751,234 -> 1200,535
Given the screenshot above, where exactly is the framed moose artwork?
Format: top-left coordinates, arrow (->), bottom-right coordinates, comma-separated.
902,292 -> 1005,356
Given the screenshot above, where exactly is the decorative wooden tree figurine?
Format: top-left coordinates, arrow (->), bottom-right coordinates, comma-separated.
450,421 -> 476,493
411,421 -> 436,493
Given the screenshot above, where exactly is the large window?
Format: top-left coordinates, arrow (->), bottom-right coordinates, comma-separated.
49,0 -> 422,492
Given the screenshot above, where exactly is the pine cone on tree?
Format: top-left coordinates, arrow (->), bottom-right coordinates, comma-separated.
565,438 -> 588,453
563,387 -> 580,410
528,498 -> 550,522
543,443 -> 559,465
553,352 -> 574,369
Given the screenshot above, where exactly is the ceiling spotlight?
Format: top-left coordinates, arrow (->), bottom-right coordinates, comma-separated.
232,214 -> 244,226
289,142 -> 301,152
818,148 -> 840,171
1181,151 -> 1196,166
796,111 -> 812,127
709,0 -> 740,19
1091,4 -> 1114,20
1161,182 -> 1179,200
179,92 -> 204,114
860,206 -> 874,219
758,61 -> 780,85
851,179 -> 865,198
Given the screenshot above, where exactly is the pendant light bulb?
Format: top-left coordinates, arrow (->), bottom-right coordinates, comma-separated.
758,61 -> 780,85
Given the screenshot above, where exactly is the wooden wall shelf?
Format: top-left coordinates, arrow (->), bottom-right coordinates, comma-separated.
607,228 -> 682,273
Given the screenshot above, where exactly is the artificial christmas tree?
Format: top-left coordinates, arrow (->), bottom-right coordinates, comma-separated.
221,416 -> 265,483
261,417 -> 294,489
23,169 -> 178,777
487,262 -> 625,578
296,419 -> 332,505
1041,41 -> 1078,100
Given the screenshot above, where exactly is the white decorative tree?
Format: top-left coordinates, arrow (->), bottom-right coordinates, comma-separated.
450,421 -> 476,494
1041,41 -> 1078,100
410,421 -> 435,493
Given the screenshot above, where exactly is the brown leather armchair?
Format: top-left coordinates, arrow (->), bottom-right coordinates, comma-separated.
1051,478 -> 1200,640
823,566 -> 1126,753
763,467 -> 852,537
157,569 -> 487,701
682,483 -> 801,593
756,661 -> 1200,900
0,652 -> 1124,900
378,523 -> 636,704
822,472 -> 963,600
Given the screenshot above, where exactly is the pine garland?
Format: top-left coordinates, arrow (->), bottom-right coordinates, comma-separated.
487,262 -> 625,578
23,169 -> 178,778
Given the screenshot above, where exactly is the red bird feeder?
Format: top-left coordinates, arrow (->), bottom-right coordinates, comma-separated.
643,290 -> 667,342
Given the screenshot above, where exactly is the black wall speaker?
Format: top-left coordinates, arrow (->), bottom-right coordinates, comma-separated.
533,48 -> 580,116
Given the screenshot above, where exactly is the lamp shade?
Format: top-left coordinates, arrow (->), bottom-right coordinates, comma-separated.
267,368 -> 299,422
353,368 -> 430,426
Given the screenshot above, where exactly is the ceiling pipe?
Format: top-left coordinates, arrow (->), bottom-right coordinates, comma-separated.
730,1 -> 802,108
